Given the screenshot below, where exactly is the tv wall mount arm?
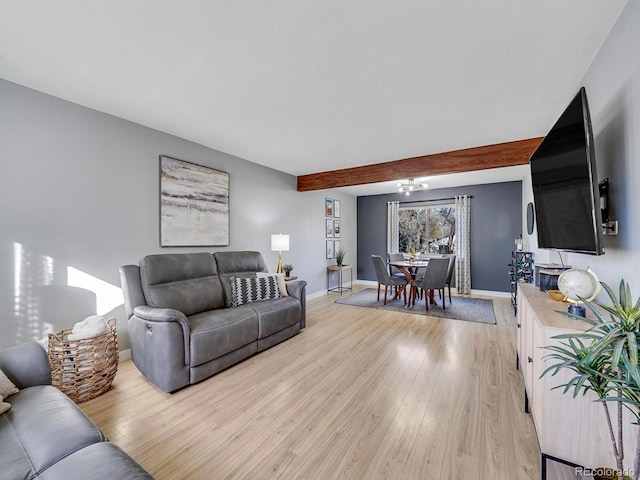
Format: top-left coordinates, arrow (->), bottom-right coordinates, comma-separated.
599,178 -> 618,235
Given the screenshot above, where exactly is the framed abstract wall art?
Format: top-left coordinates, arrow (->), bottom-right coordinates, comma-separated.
159,156 -> 229,246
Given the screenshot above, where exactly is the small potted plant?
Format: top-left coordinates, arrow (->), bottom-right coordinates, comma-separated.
335,249 -> 346,266
283,264 -> 294,277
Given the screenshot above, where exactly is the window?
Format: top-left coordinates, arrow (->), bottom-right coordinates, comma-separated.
399,204 -> 455,255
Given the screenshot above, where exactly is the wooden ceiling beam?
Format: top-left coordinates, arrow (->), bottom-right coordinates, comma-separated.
296,137 -> 543,192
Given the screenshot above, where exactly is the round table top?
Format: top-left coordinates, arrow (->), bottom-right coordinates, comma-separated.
388,260 -> 428,268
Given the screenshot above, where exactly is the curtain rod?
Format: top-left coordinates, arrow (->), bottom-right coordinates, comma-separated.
399,195 -> 472,205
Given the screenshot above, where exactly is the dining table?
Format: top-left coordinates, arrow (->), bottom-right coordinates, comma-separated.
387,259 -> 427,282
387,259 -> 438,305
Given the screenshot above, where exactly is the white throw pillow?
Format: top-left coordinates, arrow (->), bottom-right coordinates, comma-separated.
256,272 -> 289,297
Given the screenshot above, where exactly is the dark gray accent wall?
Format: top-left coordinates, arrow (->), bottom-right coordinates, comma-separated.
357,181 -> 522,292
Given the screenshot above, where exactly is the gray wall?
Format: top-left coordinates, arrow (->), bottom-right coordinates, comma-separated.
0,79 -> 356,350
521,0 -> 640,294
357,181 -> 522,292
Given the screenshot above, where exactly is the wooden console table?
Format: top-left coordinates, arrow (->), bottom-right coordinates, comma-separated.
516,283 -> 637,478
327,264 -> 352,295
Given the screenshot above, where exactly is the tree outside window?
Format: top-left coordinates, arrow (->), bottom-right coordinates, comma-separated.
399,205 -> 455,254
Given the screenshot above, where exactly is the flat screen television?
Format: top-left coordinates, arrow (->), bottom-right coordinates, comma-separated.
529,86 -> 605,255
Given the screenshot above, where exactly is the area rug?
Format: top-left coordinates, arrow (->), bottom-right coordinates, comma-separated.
335,288 -> 496,325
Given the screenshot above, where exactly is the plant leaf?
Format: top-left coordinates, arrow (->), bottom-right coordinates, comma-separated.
628,332 -> 638,366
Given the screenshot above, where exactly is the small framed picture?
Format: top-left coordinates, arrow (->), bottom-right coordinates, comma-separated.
334,200 -> 341,218
326,240 -> 334,259
326,219 -> 334,237
334,220 -> 341,238
334,240 -> 341,257
325,198 -> 334,217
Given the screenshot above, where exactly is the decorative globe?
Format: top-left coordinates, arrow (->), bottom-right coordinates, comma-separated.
557,267 -> 601,303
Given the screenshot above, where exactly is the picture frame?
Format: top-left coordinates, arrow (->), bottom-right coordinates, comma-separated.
325,198 -> 334,217
333,220 -> 341,238
326,219 -> 334,237
326,240 -> 334,259
334,199 -> 341,218
159,156 -> 229,246
334,240 -> 341,257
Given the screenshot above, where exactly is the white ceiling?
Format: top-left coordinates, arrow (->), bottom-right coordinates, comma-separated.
0,1 -> 627,195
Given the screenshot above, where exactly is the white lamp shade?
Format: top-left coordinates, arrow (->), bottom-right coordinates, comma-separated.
271,234 -> 290,252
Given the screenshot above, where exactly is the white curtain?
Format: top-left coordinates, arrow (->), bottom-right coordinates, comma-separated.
387,201 -> 400,253
455,195 -> 471,294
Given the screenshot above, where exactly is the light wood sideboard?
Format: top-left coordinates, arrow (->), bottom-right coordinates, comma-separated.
516,283 -> 637,477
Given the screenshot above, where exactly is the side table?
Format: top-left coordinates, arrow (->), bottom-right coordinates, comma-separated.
327,264 -> 352,295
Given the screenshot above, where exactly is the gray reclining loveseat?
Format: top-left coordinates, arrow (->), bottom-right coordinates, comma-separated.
0,341 -> 153,480
119,251 -> 306,393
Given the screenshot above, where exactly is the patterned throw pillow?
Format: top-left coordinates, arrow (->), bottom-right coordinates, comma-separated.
0,368 -> 19,399
256,272 -> 289,297
232,275 -> 281,307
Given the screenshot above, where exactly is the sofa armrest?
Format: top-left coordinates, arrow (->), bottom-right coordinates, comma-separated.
285,280 -> 307,329
133,306 -> 189,326
0,341 -> 52,388
132,306 -> 191,366
285,279 -> 306,300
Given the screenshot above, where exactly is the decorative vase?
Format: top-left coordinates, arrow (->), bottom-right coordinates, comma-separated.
284,269 -> 291,277
567,304 -> 586,317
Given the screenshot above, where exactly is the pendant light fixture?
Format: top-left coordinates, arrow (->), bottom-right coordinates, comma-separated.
397,178 -> 428,196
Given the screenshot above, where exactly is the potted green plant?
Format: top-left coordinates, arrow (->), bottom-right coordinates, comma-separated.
335,249 -> 345,266
542,280 -> 640,480
282,264 -> 293,277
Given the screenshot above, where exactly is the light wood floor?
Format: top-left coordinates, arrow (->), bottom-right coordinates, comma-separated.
81,286 -> 555,479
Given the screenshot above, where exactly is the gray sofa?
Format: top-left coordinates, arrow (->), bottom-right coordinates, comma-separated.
119,251 -> 307,393
0,341 -> 153,480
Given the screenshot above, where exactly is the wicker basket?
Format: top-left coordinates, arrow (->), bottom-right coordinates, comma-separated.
48,317 -> 119,403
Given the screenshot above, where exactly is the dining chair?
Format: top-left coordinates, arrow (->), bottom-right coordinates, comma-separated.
409,257 -> 449,311
371,255 -> 407,305
387,252 -> 406,280
442,254 -> 456,302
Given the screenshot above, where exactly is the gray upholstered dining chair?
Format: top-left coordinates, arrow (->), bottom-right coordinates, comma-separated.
387,252 -> 406,280
442,254 -> 456,302
409,257 -> 449,311
372,255 -> 407,305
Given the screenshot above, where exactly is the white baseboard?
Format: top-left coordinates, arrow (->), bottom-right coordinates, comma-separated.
119,349 -> 131,362
469,289 -> 511,298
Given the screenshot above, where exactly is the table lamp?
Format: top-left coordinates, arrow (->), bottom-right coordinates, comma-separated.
271,234 -> 290,273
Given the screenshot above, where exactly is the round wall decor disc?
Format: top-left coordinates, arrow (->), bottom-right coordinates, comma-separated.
526,202 -> 535,235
